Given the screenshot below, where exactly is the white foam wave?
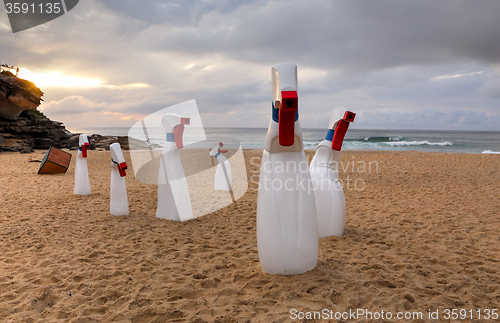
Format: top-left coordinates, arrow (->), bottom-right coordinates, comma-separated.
482,150 -> 500,154
384,141 -> 453,147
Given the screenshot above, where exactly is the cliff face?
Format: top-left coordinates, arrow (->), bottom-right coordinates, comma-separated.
0,74 -> 44,119
0,72 -> 73,151
0,111 -> 73,151
0,113 -> 130,152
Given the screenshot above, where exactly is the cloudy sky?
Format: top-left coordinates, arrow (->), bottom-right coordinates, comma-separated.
1,0 -> 500,130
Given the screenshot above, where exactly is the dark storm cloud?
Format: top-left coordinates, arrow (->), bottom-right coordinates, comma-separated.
141,0 -> 500,72
4,0 -> 500,73
98,0 -> 268,26
1,0 -> 499,129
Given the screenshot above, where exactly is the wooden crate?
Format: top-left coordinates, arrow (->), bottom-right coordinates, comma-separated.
38,147 -> 72,174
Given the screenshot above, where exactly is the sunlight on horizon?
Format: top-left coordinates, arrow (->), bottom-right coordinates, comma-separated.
17,69 -> 103,87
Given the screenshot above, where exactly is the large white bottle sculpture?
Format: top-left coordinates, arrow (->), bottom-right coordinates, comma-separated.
209,142 -> 232,191
156,114 -> 194,221
310,109 -> 356,238
110,143 -> 129,216
74,134 -> 91,195
256,63 -> 318,275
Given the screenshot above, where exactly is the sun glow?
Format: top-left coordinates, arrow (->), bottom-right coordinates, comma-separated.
97,83 -> 150,89
17,69 -> 103,87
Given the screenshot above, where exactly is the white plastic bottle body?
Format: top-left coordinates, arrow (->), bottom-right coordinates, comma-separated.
110,162 -> 129,216
310,141 -> 346,238
257,150 -> 319,275
214,155 -> 232,191
156,145 -> 193,221
74,151 -> 91,195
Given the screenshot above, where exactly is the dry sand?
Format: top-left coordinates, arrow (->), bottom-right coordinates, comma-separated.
0,149 -> 499,322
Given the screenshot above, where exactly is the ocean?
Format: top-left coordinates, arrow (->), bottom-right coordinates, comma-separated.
67,127 -> 500,154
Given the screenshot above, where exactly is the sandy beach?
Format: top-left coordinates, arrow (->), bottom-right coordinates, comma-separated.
0,149 -> 499,322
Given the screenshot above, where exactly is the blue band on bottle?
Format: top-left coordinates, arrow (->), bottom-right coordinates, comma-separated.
271,101 -> 299,123
111,158 -> 117,164
78,146 -> 82,151
166,133 -> 175,142
272,101 -> 279,123
215,152 -> 221,159
325,129 -> 335,141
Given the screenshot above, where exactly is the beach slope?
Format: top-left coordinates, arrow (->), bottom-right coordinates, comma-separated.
0,150 -> 499,322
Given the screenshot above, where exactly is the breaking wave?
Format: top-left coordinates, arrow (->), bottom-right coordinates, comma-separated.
383,140 -> 453,147
346,136 -> 404,142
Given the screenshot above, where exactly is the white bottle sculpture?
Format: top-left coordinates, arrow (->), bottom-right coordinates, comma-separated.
156,114 -> 194,221
209,142 -> 232,191
256,63 -> 318,275
310,109 -> 356,238
74,134 -> 91,195
110,143 -> 129,216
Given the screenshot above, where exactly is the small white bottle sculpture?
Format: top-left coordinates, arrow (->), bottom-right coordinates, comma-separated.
110,143 -> 129,216
209,142 -> 232,191
256,63 -> 319,275
74,134 -> 91,195
156,114 -> 194,221
310,109 -> 356,238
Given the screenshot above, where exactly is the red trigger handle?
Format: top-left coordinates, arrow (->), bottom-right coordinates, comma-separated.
332,111 -> 356,151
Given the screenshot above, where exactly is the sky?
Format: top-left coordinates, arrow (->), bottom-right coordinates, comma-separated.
1,0 -> 500,131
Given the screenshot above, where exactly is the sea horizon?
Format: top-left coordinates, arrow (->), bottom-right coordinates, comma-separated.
67,126 -> 500,154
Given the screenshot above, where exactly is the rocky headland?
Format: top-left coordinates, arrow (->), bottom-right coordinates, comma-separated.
0,72 -> 43,119
0,71 -> 128,153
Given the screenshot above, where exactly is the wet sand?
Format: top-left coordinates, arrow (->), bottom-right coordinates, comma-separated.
0,149 -> 499,322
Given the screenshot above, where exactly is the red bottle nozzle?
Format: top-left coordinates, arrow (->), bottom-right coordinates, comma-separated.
174,124 -> 185,148
279,91 -> 298,146
343,111 -> 355,123
82,144 -> 88,158
118,162 -> 127,177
